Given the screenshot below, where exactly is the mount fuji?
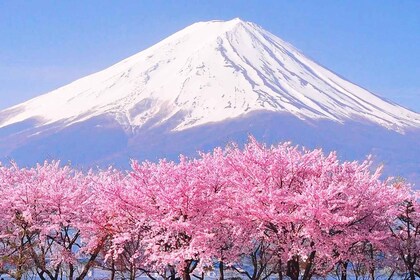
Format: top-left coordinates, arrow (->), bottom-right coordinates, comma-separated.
1,18 -> 419,184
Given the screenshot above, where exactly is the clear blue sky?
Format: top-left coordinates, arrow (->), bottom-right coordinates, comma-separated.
0,1 -> 419,111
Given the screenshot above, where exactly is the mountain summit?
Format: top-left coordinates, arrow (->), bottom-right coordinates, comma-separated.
0,19 -> 419,184
1,18 -> 419,133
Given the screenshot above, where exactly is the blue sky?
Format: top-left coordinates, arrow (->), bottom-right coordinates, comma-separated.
0,1 -> 419,111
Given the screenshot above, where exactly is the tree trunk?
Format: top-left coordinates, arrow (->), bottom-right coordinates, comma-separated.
409,270 -> 415,280
219,261 -> 224,280
169,266 -> 177,280
278,259 -> 283,280
368,243 -> 375,280
369,268 -> 375,280
251,253 -> 258,280
76,236 -> 106,280
36,271 -> 47,280
182,261 -> 191,280
16,264 -> 22,280
340,262 -> 348,280
69,263 -> 74,280
130,263 -> 136,280
286,256 -> 300,280
302,251 -> 316,280
110,259 -> 115,280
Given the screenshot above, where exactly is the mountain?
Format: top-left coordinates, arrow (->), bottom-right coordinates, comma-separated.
1,18 -> 419,184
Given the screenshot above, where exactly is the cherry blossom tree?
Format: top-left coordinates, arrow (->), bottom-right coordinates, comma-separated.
221,137 -> 406,280
0,137 -> 417,280
0,162 -> 35,279
388,181 -> 420,280
92,166 -> 154,280
0,162 -> 109,280
126,154 -> 228,280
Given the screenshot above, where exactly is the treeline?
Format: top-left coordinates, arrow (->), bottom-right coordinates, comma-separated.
0,137 -> 418,280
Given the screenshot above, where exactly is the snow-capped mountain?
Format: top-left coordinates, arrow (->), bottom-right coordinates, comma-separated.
0,18 -> 419,184
1,18 -> 419,133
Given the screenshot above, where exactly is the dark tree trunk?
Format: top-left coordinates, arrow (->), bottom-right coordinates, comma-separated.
368,243 -> 375,280
278,259 -> 283,280
69,263 -> 74,280
386,270 -> 395,280
302,250 -> 316,280
183,268 -> 191,280
76,237 -> 106,280
169,266 -> 177,280
37,271 -> 47,280
409,270 -> 415,280
286,256 -> 300,280
369,268 -> 375,280
340,261 -> 348,280
219,261 -> 224,280
110,259 -> 115,280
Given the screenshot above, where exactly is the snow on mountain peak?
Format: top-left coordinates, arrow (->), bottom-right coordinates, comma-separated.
1,18 -> 419,133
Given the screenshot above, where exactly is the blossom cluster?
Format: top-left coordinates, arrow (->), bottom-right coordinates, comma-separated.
0,137 -> 418,280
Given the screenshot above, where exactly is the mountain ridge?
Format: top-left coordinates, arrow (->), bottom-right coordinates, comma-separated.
1,18 -> 419,133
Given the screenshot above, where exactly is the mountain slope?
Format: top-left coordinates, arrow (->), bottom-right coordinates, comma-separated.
1,18 -> 419,133
0,18 -> 419,185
